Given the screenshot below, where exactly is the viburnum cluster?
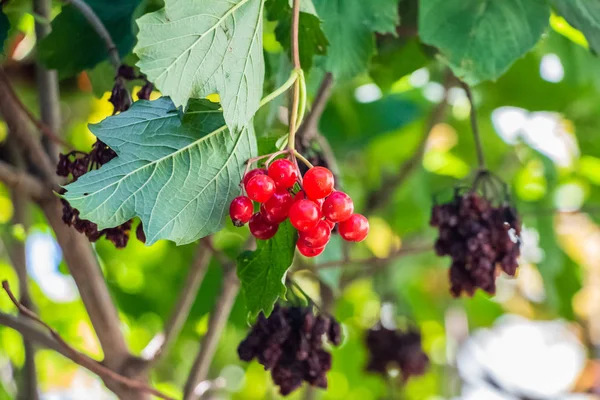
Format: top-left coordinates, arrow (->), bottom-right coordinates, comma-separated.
365,326 -> 429,381
430,190 -> 522,297
229,158 -> 369,257
237,305 -> 342,396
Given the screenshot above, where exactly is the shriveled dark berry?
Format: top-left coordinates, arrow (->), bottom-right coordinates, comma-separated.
237,306 -> 342,396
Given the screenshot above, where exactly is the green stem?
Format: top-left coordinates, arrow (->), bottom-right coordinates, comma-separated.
295,71 -> 307,132
259,70 -> 299,108
293,150 -> 314,169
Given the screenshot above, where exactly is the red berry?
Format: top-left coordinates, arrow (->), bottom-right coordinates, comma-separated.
245,174 -> 276,203
249,213 -> 279,240
289,199 -> 321,232
323,191 -> 354,223
323,219 -> 336,231
268,159 -> 298,189
297,240 -> 325,257
299,220 -> 331,248
338,214 -> 369,242
229,196 -> 254,227
261,190 -> 294,224
303,167 -> 334,200
243,168 -> 267,186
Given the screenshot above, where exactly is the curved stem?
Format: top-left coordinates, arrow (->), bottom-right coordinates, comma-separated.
293,150 -> 314,169
295,71 -> 307,132
66,0 -> 121,70
259,69 -> 299,108
461,82 -> 486,170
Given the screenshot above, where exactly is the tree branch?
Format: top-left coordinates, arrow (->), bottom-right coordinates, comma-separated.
365,80 -> 451,213
34,0 -> 63,161
65,0 -> 121,70
142,239 -> 213,367
0,312 -> 63,353
183,266 -> 240,400
1,281 -> 175,400
0,160 -> 51,202
0,69 -> 130,370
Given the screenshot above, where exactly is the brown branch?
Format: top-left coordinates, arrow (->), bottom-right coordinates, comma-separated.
34,0 -> 63,162
0,68 -> 70,151
365,79 -> 451,213
1,281 -> 175,400
291,0 -> 301,70
0,160 -> 51,202
0,312 -> 64,353
316,243 -> 432,270
142,238 -> 213,367
183,266 -> 240,400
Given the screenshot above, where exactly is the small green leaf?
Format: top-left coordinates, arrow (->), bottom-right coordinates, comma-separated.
237,221 -> 297,318
419,0 -> 550,85
63,97 -> 257,245
552,0 -> 600,54
135,0 -> 265,132
314,0 -> 400,80
39,0 -> 141,78
0,10 -> 8,55
267,0 -> 328,70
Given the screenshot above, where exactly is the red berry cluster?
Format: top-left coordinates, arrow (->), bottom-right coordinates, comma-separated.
229,159 -> 369,257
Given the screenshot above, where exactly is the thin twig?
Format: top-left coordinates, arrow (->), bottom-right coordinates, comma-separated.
461,82 -> 486,170
1,281 -> 175,400
64,0 -> 120,70
365,77 -> 451,213
0,312 -> 64,353
142,239 -> 213,367
183,266 -> 240,400
316,243 -> 432,270
287,0 -> 303,153
0,160 -> 51,202
290,0 -> 301,69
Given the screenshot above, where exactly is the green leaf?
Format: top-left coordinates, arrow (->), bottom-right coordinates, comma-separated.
370,38 -> 431,91
314,0 -> 400,80
135,0 -> 265,132
39,0 -> 141,78
552,0 -> 600,54
0,10 -> 8,55
267,0 -> 328,70
237,221 -> 297,318
62,97 -> 257,245
419,0 -> 550,85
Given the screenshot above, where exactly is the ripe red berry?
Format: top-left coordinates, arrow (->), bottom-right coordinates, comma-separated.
229,196 -> 254,227
299,220 -> 331,248
245,174 -> 276,203
249,212 -> 279,240
243,168 -> 267,186
323,219 -> 336,231
297,240 -> 325,257
323,191 -> 354,223
268,159 -> 298,189
261,190 -> 294,224
338,214 -> 369,242
289,199 -> 321,232
303,167 -> 334,200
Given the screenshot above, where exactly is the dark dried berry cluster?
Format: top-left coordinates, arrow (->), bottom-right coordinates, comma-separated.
109,64 -> 153,114
430,192 -> 522,297
58,141 -> 133,248
365,326 -> 429,381
238,306 -> 342,396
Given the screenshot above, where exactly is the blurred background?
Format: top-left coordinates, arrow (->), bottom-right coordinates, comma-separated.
2,2 -> 600,400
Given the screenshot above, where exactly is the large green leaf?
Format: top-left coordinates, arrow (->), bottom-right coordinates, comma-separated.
135,0 -> 265,132
314,0 -> 400,80
553,0 -> 600,54
237,221 -> 297,318
419,0 -> 550,85
63,97 -> 257,245
267,0 -> 328,70
39,0 -> 141,78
